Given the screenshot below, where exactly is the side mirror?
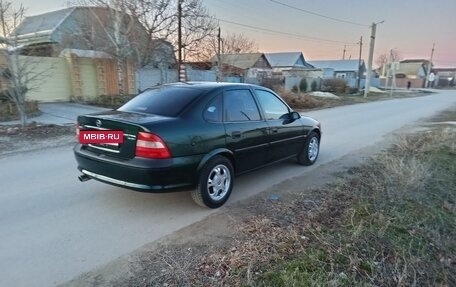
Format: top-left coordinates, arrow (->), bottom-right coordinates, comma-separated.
290,111 -> 301,120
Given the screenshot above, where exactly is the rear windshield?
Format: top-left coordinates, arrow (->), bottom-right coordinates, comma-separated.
118,86 -> 204,117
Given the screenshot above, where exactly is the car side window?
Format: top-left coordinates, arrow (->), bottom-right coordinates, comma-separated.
204,94 -> 222,122
255,90 -> 290,120
224,89 -> 261,122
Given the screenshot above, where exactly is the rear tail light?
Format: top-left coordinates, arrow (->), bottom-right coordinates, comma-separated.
135,132 -> 171,159
76,124 -> 80,141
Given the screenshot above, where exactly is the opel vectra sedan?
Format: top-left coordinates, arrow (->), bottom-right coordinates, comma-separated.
74,82 -> 321,208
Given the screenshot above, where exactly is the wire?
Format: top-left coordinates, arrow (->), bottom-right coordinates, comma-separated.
217,18 -> 357,45
269,0 -> 369,27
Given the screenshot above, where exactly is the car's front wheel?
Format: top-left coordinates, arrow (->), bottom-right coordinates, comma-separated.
297,131 -> 320,166
191,156 -> 234,208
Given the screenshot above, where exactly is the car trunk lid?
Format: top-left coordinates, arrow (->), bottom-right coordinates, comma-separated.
77,111 -> 171,159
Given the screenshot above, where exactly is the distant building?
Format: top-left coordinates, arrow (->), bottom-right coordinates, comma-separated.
7,6 -> 176,101
308,59 -> 366,88
379,59 -> 431,89
434,68 -> 456,87
265,52 -> 314,71
212,53 -> 272,83
265,52 -> 322,91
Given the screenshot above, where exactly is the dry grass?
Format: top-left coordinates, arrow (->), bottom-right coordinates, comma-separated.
277,87 -> 430,112
277,87 -> 328,110
112,111 -> 455,287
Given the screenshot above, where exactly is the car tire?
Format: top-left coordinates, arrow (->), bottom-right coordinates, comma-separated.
191,156 -> 234,208
297,131 -> 320,166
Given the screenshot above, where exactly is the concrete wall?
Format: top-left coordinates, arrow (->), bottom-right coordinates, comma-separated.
186,68 -> 216,82
20,56 -> 72,102
380,78 -> 424,89
136,68 -> 178,92
79,58 -> 98,100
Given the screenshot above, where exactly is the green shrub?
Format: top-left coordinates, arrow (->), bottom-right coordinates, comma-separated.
311,80 -> 318,91
299,78 -> 308,92
291,85 -> 298,93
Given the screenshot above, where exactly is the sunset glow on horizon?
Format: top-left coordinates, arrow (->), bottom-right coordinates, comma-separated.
19,0 -> 456,68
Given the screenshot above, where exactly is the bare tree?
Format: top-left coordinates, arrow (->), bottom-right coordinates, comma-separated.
0,0 -> 46,126
220,32 -> 258,55
74,0 -> 218,62
196,31 -> 258,62
376,50 -> 402,68
85,1 -> 140,95
73,0 -> 176,66
65,0 -> 148,95
177,0 -> 218,61
67,0 -> 216,88
124,0 -> 175,67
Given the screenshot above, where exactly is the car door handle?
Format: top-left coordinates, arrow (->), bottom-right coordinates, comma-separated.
271,128 -> 278,133
231,131 -> 241,139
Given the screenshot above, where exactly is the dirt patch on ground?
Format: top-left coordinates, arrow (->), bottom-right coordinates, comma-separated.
0,123 -> 75,157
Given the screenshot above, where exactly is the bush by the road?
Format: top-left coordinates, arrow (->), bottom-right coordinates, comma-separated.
321,78 -> 347,93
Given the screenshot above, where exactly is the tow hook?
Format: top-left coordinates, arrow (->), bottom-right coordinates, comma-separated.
78,174 -> 91,182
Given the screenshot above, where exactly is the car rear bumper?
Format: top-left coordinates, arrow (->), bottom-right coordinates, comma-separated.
74,144 -> 201,192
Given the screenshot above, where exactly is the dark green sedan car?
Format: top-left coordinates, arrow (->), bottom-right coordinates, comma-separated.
74,82 -> 321,208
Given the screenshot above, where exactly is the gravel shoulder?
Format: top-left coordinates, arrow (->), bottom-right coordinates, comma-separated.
0,124 -> 75,158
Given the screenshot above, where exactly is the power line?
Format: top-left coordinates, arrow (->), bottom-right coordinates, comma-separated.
269,0 -> 369,27
217,17 -> 357,45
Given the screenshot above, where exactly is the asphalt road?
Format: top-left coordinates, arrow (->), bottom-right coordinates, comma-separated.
1,91 -> 455,287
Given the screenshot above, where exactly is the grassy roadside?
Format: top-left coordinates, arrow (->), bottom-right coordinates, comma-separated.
230,116 -> 455,286
106,109 -> 455,287
280,88 -> 432,111
254,128 -> 455,286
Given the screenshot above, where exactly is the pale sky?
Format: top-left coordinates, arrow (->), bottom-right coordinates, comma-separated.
18,0 -> 456,68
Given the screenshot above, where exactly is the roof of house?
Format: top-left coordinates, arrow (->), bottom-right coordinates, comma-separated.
400,59 -> 429,64
12,7 -> 75,38
217,53 -> 266,69
12,6 -> 149,47
308,59 -> 363,72
264,52 -> 314,69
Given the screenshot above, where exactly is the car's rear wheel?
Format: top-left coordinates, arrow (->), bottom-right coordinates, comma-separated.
297,131 -> 320,166
191,156 -> 234,208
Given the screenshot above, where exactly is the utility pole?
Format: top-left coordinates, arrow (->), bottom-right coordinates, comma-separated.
364,21 -> 383,98
217,27 -> 221,82
342,45 -> 346,60
357,36 -> 363,90
425,43 -> 435,88
177,0 -> 185,82
389,49 -> 397,97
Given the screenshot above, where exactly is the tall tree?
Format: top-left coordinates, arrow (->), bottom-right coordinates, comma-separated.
0,0 -> 47,126
71,0 -> 216,88
73,0 -> 217,63
69,1 -> 144,95
177,0 -> 217,61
